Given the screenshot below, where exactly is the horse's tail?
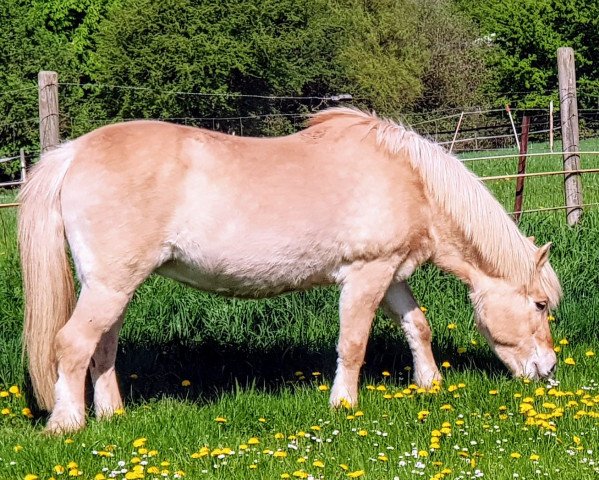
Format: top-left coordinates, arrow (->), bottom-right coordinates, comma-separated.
18,143 -> 77,411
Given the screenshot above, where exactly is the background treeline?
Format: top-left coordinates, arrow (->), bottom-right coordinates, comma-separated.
1,0 -> 598,162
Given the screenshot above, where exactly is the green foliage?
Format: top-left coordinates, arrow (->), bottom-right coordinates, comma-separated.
457,0 -> 599,108
0,0 -> 490,166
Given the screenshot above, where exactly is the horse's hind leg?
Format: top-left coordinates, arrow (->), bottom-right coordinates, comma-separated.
330,260 -> 396,408
89,316 -> 125,419
47,284 -> 131,434
382,281 -> 441,388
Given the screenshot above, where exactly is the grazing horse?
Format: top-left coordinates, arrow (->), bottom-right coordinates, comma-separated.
18,107 -> 562,433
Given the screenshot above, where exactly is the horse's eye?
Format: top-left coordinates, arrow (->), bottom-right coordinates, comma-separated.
535,301 -> 547,312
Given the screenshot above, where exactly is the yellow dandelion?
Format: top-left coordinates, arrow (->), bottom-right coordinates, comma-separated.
378,455 -> 388,461
114,408 -> 125,415
418,450 -> 429,457
9,385 -> 20,395
489,390 -> 498,395
214,416 -> 227,423
54,465 -> 65,474
274,432 -> 285,439
447,323 -> 457,330
457,347 -> 467,354
318,384 -> 329,391
559,338 -> 569,345
420,306 -> 427,313
313,460 -> 325,468
181,379 -> 191,387
564,357 -> 576,365
1,408 -> 10,415
339,464 -> 349,471
382,370 -> 391,377
510,452 -> 521,459
441,361 -> 451,369
585,350 -> 595,357
281,474 -> 291,479
24,475 -> 38,480
94,474 -> 107,480
347,470 -> 365,478
529,453 -> 540,461
0,391 -> 8,397
132,438 -> 146,448
259,417 -> 267,422
64,438 -> 74,444
440,404 -> 453,411
274,451 -> 287,458
292,470 -> 309,478
14,445 -> 23,452
357,429 -> 368,436
147,467 -> 160,474
248,437 -> 260,445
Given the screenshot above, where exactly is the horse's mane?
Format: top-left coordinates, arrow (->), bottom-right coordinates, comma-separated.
310,107 -> 562,307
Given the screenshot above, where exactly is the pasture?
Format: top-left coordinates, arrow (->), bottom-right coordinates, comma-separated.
0,138 -> 598,480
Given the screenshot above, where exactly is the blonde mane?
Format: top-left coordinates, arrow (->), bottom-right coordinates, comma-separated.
310,107 -> 562,307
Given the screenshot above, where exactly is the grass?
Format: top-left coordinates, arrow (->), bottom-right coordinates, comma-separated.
0,140 -> 598,479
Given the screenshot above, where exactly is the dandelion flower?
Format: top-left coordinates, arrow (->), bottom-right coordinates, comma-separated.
529,454 -> 540,461
564,357 -> 575,365
248,437 -> 260,445
181,380 -> 191,387
585,350 -> 594,357
510,452 -> 521,459
318,385 -> 329,391
441,361 -> 451,369
347,470 -> 365,478
9,385 -> 19,395
447,323 -> 457,330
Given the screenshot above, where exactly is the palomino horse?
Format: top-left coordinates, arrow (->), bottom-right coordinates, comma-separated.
18,107 -> 562,433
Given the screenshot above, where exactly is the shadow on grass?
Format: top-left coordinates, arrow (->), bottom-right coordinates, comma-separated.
23,335 -> 511,425
110,336 -> 510,405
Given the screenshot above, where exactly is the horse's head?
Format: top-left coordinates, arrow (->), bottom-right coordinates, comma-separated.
470,242 -> 561,380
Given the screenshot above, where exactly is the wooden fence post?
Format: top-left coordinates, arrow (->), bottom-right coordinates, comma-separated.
449,112 -> 464,153
19,148 -> 26,183
38,71 -> 59,154
513,115 -> 530,223
557,47 -> 583,226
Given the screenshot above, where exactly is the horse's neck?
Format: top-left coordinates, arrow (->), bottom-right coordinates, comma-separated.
430,218 -> 496,288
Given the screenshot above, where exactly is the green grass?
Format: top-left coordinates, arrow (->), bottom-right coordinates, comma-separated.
0,141 -> 599,479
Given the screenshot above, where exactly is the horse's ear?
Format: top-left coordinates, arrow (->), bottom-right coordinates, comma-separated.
527,236 -> 536,244
535,242 -> 552,270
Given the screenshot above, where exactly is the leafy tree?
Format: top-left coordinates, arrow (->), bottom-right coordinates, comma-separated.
457,0 -> 599,108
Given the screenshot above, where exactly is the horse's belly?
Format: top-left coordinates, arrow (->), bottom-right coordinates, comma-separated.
156,258 -> 331,299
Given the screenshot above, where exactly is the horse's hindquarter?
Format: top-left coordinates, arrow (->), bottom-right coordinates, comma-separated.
61,120 -> 433,296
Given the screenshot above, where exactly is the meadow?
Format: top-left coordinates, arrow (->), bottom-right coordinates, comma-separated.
0,139 -> 598,480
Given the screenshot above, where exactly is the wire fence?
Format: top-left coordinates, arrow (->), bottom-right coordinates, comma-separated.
2,80 -> 599,220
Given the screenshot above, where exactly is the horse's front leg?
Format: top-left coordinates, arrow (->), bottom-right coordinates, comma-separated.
330,260 -> 397,408
383,281 -> 441,388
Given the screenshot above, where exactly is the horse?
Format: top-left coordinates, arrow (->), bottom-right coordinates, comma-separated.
18,107 -> 562,433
